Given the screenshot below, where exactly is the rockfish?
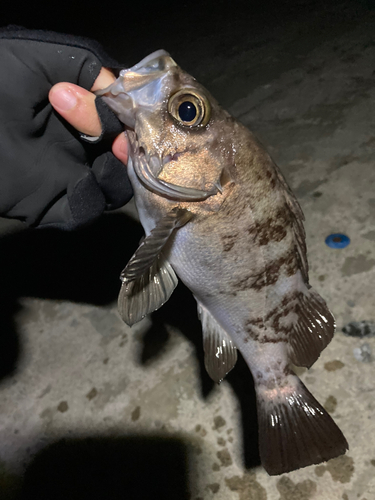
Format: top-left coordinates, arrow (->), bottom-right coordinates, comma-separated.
96,50 -> 348,475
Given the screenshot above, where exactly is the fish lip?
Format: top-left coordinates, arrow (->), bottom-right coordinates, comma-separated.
96,50 -> 179,129
120,49 -> 175,74
128,131 -> 219,201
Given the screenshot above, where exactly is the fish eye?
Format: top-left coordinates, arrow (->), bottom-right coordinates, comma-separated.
178,101 -> 197,122
168,89 -> 211,127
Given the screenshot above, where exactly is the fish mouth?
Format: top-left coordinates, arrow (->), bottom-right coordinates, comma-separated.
127,131 -> 219,202
95,50 -> 178,130
96,50 -> 220,202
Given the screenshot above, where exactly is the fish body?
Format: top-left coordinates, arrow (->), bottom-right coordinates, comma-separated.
96,51 -> 348,475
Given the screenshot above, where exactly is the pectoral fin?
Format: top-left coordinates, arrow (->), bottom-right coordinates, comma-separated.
197,302 -> 237,384
121,208 -> 192,282
118,254 -> 178,326
118,208 -> 192,326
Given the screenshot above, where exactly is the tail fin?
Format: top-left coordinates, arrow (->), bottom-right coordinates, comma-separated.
256,375 -> 348,475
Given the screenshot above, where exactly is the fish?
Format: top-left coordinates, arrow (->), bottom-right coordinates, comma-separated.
96,50 -> 348,475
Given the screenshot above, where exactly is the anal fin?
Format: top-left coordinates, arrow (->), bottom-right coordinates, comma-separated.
197,302 -> 237,384
256,374 -> 348,475
287,288 -> 336,368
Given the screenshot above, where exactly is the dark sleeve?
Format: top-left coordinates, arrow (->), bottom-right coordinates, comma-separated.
0,26 -> 133,230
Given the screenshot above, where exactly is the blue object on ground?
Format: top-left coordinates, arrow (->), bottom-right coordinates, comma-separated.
325,233 -> 350,248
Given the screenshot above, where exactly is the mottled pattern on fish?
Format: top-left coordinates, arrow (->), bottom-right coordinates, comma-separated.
96,50 -> 348,475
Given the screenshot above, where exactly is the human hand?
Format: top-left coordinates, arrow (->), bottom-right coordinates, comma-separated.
0,26 -> 132,229
49,68 -> 129,166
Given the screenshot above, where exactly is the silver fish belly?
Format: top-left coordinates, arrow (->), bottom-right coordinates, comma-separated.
96,50 -> 348,475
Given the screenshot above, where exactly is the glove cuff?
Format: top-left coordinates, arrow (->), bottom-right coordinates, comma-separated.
92,153 -> 133,210
80,97 -> 124,145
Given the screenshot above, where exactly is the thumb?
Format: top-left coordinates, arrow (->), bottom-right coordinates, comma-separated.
49,82 -> 102,137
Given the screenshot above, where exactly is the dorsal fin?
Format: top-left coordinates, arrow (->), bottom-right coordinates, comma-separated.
272,160 -> 308,282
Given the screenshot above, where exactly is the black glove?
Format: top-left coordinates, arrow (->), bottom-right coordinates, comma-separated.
0,26 -> 133,230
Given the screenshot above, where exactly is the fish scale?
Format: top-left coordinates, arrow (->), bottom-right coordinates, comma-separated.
96,49 -> 348,475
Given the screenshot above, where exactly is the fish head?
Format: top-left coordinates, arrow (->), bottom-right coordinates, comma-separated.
97,50 -> 236,203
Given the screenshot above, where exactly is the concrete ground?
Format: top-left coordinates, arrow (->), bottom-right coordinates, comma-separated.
1,1 -> 375,498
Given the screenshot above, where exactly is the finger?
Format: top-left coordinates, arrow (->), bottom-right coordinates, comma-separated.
91,67 -> 115,91
112,132 -> 129,165
49,82 -> 102,137
49,68 -> 116,137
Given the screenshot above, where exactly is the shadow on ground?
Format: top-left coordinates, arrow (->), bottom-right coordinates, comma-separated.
1,435 -> 190,500
0,210 -> 260,471
0,212 -> 143,379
